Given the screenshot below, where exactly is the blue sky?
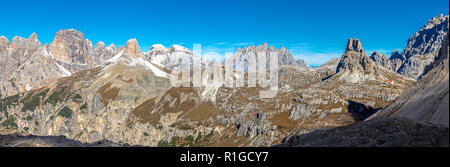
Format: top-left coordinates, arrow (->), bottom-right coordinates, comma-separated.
0,0 -> 448,65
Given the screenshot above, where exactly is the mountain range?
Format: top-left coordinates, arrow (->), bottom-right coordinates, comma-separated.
0,14 -> 448,147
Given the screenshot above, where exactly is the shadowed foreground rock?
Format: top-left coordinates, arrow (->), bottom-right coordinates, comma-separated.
278,118 -> 449,147
0,133 -> 133,147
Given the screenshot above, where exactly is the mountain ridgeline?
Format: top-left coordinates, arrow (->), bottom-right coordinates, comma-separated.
0,14 -> 448,147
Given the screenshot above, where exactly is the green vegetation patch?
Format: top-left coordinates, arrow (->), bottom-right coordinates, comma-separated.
157,140 -> 170,147
169,122 -> 194,131
1,94 -> 20,113
45,86 -> 72,106
71,93 -> 83,103
21,89 -> 48,112
157,133 -> 211,147
57,107 -> 73,119
79,103 -> 88,111
1,117 -> 18,129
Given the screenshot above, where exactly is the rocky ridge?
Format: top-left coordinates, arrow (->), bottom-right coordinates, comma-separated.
368,34 -> 449,126
370,14 -> 449,79
0,14 -> 446,147
0,30 -> 119,99
225,43 -> 308,71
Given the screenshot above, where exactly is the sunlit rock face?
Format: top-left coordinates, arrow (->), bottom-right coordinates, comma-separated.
397,14 -> 448,78
125,38 -> 141,59
50,29 -> 89,64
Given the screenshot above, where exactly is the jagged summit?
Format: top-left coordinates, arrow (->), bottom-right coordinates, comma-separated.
390,50 -> 404,60
397,14 -> 448,78
333,38 -> 410,84
369,34 -> 449,126
50,29 -> 88,64
345,38 -> 364,53
336,38 -> 376,74
0,29 -> 120,98
145,43 -> 202,70
125,38 -> 141,58
0,36 -> 10,49
28,32 -> 38,42
368,14 -> 449,78
95,41 -> 106,48
389,50 -> 405,72
225,43 -> 308,70
11,34 -> 41,49
370,51 -> 391,70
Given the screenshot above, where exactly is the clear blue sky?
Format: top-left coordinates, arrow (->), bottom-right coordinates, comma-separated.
0,0 -> 448,65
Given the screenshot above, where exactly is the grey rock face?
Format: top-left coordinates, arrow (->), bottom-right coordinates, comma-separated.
389,50 -> 404,72
0,29 -> 120,98
288,104 -> 318,120
0,36 -> 10,49
370,51 -> 391,70
225,43 -> 308,71
89,41 -> 117,64
369,34 -> 449,126
333,38 -> 380,83
397,14 -> 449,78
296,59 -> 308,68
336,38 -> 376,74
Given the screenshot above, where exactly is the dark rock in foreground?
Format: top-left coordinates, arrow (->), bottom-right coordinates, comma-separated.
278,118 -> 449,147
0,133 -> 134,147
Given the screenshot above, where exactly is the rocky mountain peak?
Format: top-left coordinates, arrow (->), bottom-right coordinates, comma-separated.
150,44 -> 168,51
345,38 -> 364,53
368,34 -> 449,126
390,50 -> 403,60
50,29 -> 88,64
11,35 -> 41,49
28,32 -> 38,42
370,51 -> 391,70
424,13 -> 448,29
257,42 -> 269,50
226,43 -> 307,70
55,29 -> 85,41
396,14 -> 448,78
170,44 -> 190,52
334,38 -> 380,83
296,59 -> 308,68
95,41 -> 106,49
145,43 -> 202,70
125,38 -> 140,58
108,43 -> 116,49
0,36 -> 10,48
337,38 -> 374,72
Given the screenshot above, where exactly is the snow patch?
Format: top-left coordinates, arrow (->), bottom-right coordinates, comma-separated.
107,50 -> 125,63
171,44 -> 188,51
151,44 -> 168,50
55,63 -> 72,77
25,83 -> 32,91
130,58 -> 169,78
